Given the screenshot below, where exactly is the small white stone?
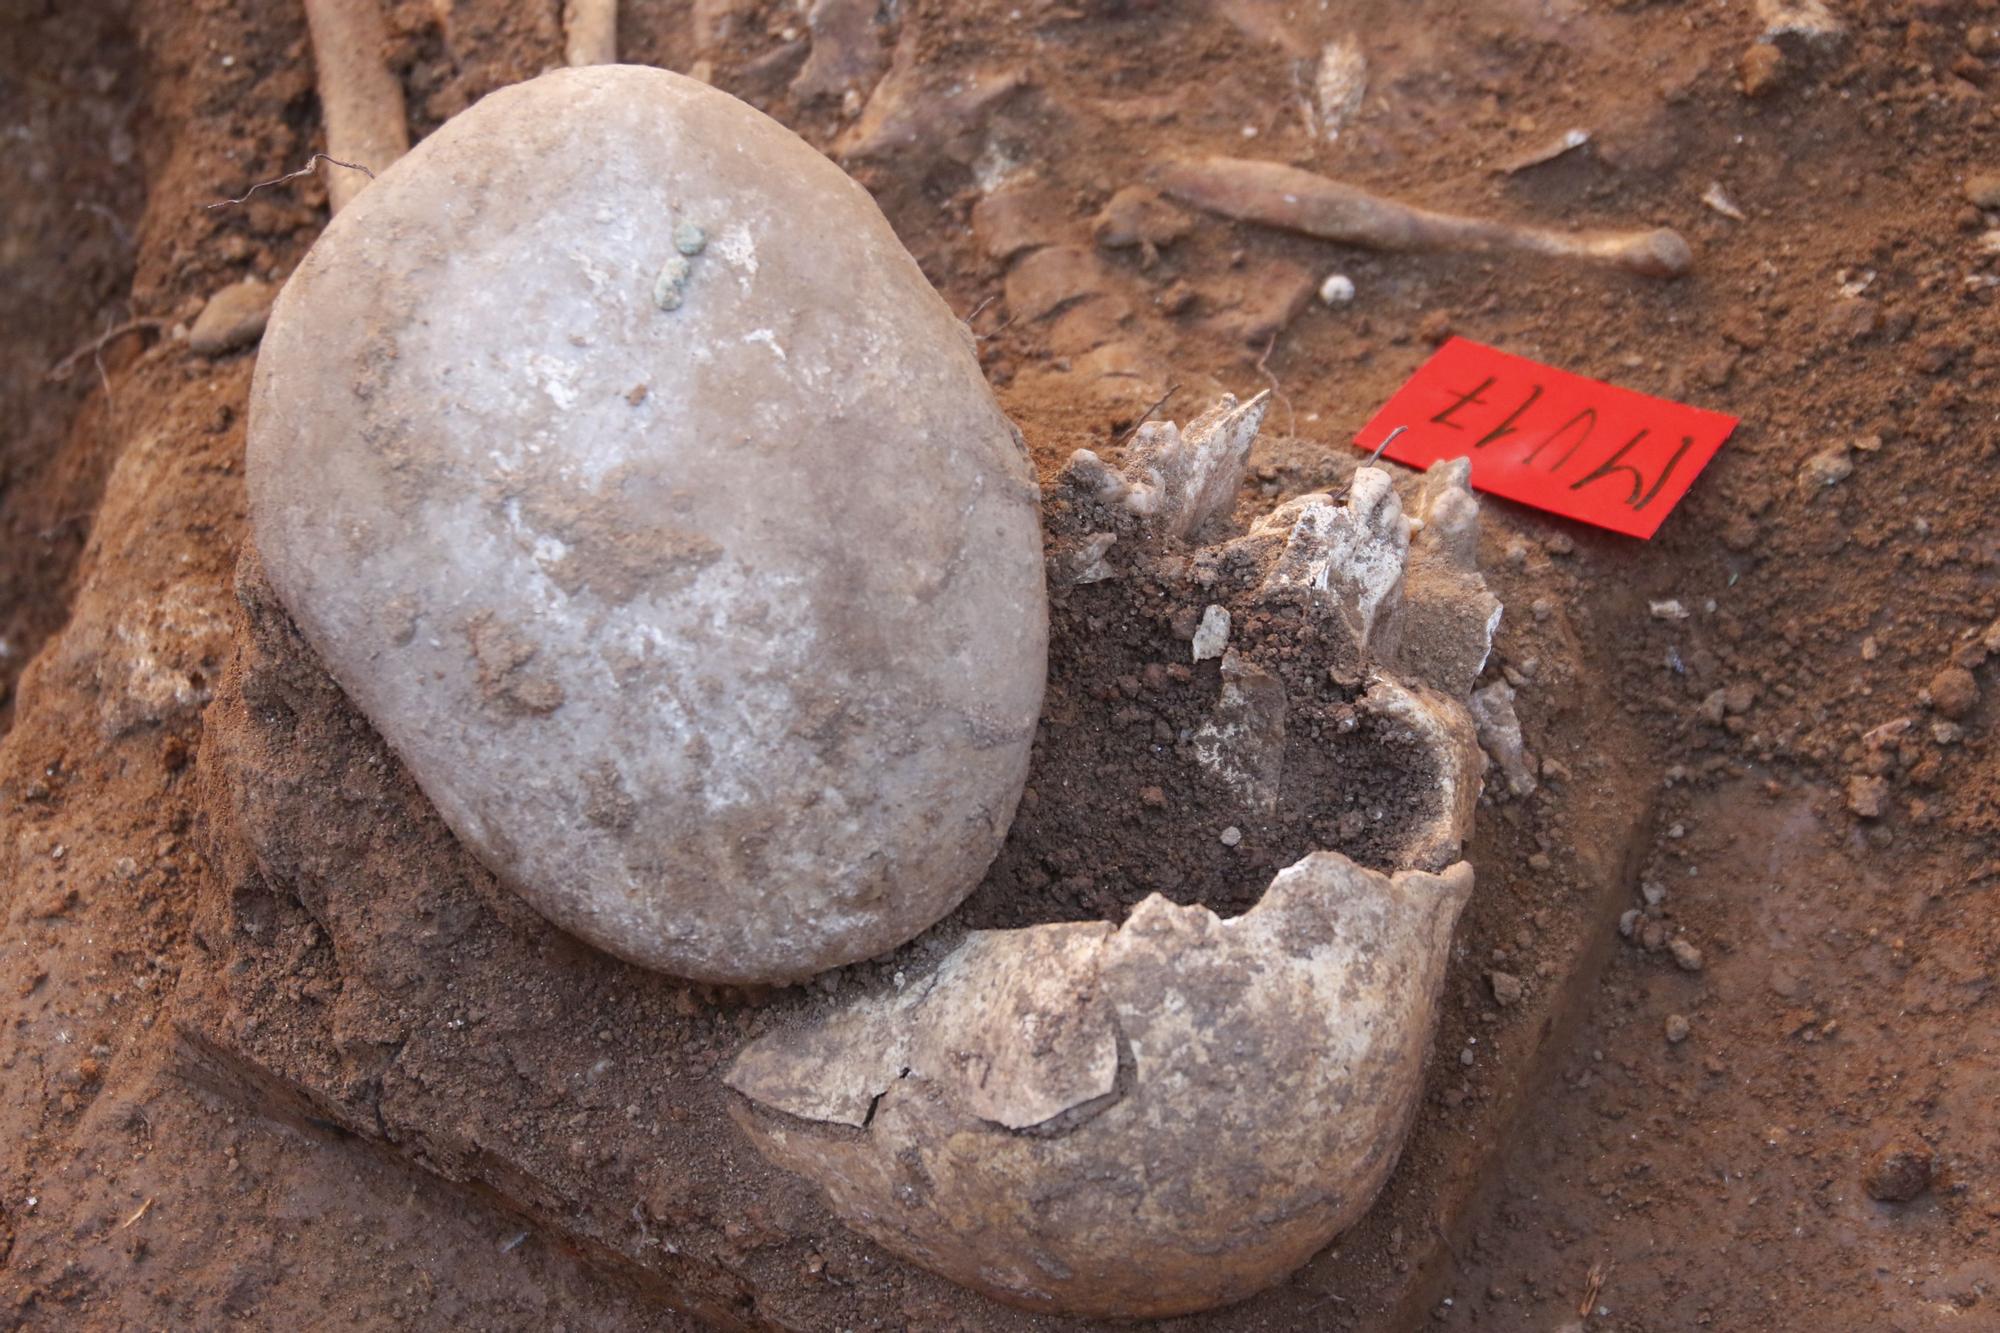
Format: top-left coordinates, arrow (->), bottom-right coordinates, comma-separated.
1219,825 -> 1243,846
1191,604 -> 1231,661
1318,273 -> 1356,306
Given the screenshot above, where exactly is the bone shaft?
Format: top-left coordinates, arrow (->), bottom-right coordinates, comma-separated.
564,0 -> 619,65
302,0 -> 410,212
1160,157 -> 1678,277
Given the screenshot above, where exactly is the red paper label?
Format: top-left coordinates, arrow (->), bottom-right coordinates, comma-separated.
1354,337 -> 1737,539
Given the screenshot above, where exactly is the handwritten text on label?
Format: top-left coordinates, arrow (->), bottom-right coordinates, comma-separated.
1355,338 -> 1738,539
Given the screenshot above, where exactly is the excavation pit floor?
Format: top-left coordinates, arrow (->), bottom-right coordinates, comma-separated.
5,1 -> 1999,1329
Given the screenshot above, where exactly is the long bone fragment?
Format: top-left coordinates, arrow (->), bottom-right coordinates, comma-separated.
563,0 -> 619,66
302,0 -> 410,213
1158,156 -> 1693,279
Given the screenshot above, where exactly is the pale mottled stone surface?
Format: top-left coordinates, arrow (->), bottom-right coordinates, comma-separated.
248,66 -> 1047,985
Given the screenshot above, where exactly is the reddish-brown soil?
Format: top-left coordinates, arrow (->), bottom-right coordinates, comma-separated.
3,0 -> 1997,1330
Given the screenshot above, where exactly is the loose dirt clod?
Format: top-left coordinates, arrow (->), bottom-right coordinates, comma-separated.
1669,936 -> 1706,972
1929,665 -> 1978,719
1092,185 -> 1192,256
1864,1139 -> 1934,1202
1157,156 -> 1693,279
1848,774 -> 1890,818
791,0 -> 890,101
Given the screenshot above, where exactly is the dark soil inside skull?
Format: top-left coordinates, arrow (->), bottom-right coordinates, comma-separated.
962,488 -> 1446,930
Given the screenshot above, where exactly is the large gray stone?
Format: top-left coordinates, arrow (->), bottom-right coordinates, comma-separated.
247,66 -> 1047,985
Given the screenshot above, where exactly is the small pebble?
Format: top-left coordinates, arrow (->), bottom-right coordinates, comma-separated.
1317,273 -> 1356,305
188,277 -> 275,356
1664,1013 -> 1691,1043
672,220 -> 708,256
1219,825 -> 1242,847
1739,41 -> 1784,97
1798,443 -> 1853,491
1929,665 -> 1978,720
1669,936 -> 1705,972
1966,172 -> 2000,210
1618,908 -> 1642,939
1489,971 -> 1524,1007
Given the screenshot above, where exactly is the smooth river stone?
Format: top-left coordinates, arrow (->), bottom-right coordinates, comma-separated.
247,65 -> 1047,985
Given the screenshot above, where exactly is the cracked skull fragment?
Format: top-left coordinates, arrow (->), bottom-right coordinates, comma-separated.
729,396 -> 1500,1317
245,66 -> 1047,985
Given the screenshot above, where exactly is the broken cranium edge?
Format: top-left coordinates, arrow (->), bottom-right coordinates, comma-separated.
727,392 -> 1500,1319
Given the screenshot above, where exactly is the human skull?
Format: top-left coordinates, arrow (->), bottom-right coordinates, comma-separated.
727,397 -> 1497,1316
